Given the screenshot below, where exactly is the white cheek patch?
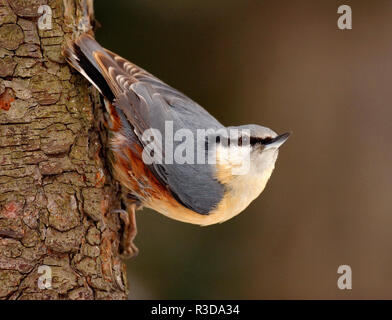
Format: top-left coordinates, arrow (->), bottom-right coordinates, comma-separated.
216,144 -> 251,176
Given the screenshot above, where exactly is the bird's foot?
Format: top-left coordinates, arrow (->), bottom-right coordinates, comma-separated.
112,205 -> 139,259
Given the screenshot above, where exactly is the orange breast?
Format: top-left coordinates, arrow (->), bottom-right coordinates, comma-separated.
110,133 -> 173,202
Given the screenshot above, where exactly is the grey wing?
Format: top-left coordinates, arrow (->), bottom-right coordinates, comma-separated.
101,51 -> 226,214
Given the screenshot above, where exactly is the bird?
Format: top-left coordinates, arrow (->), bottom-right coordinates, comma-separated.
63,33 -> 290,258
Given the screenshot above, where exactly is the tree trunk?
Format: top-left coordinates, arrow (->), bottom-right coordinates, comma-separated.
0,0 -> 128,299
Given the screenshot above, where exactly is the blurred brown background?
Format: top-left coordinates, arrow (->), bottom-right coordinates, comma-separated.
94,0 -> 392,299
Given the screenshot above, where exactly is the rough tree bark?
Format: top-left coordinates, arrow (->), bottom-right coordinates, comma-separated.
0,0 -> 128,299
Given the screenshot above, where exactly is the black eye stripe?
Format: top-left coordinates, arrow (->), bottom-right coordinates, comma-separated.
253,136 -> 273,145
237,136 -> 273,146
206,135 -> 273,147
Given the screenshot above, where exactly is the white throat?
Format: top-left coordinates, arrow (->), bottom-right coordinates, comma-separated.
214,144 -> 279,222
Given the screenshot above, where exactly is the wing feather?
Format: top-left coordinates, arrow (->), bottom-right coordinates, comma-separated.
66,34 -> 225,214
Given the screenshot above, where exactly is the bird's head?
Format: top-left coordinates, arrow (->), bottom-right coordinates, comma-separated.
208,124 -> 290,222
214,124 -> 290,178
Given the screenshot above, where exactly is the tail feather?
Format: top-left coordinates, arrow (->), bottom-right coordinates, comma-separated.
63,34 -> 115,101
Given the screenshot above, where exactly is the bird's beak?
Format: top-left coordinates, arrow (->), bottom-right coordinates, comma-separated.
263,132 -> 291,149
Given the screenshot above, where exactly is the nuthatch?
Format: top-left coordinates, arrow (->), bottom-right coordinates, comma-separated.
64,34 -> 290,258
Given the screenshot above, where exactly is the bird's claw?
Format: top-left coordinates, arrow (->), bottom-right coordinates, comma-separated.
112,207 -> 139,259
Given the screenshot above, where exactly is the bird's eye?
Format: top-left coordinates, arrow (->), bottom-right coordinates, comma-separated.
260,136 -> 274,144
249,136 -> 273,145
237,136 -> 247,146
